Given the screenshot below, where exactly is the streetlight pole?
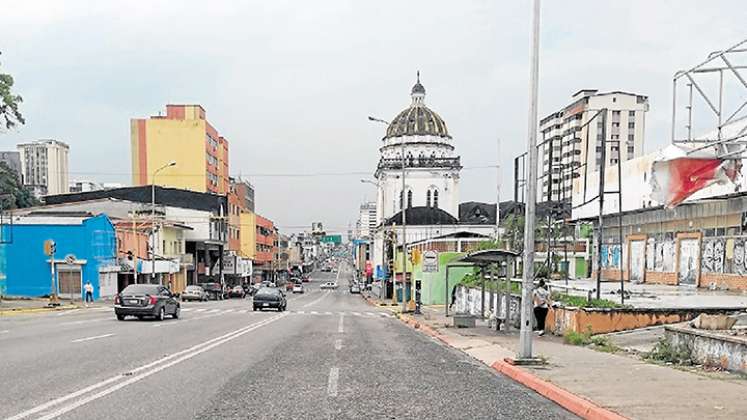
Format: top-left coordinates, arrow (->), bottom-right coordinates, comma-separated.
518,0 -> 541,361
368,116 -> 408,312
151,161 -> 176,285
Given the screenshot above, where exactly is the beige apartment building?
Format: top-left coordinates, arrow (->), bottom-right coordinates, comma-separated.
17,139 -> 70,197
538,90 -> 649,202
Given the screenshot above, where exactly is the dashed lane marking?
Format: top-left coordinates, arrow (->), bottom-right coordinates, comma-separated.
327,367 -> 339,397
334,339 -> 342,350
71,333 -> 115,343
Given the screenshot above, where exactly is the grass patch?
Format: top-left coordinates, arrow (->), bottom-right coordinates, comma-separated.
645,338 -> 692,365
563,327 -> 620,353
551,292 -> 624,309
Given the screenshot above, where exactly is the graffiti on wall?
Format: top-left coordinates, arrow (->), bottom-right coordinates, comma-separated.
733,238 -> 746,275
629,240 -> 645,282
678,238 -> 700,285
701,238 -> 725,273
656,238 -> 675,272
646,238 -> 655,271
601,244 -> 621,269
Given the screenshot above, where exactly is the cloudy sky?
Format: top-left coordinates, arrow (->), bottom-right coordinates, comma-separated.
1,1 -> 746,234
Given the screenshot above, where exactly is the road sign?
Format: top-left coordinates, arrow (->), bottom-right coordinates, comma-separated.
423,251 -> 438,273
43,239 -> 56,256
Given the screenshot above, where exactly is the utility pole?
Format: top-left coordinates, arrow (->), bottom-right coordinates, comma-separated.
518,0 -> 541,361
400,134 -> 409,313
496,138 -> 501,243
151,161 -> 176,285
595,110 -> 608,300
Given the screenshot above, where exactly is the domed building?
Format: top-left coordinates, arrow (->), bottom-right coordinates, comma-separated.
369,74 -> 503,288
374,73 -> 462,222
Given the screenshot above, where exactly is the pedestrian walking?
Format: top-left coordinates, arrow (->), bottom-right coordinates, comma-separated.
84,281 -> 94,307
532,279 -> 550,336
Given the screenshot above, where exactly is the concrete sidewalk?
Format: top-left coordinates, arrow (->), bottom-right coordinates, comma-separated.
0,297 -> 100,315
389,302 -> 747,420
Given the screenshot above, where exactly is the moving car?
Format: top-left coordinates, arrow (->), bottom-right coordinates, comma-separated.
253,287 -> 287,311
229,285 -> 246,298
181,285 -> 208,302
200,282 -> 224,300
350,284 -> 361,294
292,283 -> 304,294
320,281 -> 338,290
301,274 -> 310,283
114,284 -> 180,321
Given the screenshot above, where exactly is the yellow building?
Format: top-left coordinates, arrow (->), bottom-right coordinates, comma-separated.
240,211 -> 257,260
131,104 -> 229,195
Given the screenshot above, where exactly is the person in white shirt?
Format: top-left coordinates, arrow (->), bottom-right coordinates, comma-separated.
532,279 -> 551,336
84,281 -> 94,306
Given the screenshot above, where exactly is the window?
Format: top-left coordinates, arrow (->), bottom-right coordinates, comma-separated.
612,110 -> 620,117
407,190 -> 413,208
628,134 -> 635,142
628,122 -> 635,129
433,190 -> 439,208
426,190 -> 431,207
612,122 -> 620,128
629,111 -> 635,118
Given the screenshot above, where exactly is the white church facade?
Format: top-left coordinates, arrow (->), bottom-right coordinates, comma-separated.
371,74 -> 499,279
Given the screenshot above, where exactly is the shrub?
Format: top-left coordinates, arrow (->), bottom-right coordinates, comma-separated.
646,338 -> 692,365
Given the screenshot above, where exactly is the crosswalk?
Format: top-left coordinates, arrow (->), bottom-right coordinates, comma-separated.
179,307 -> 394,318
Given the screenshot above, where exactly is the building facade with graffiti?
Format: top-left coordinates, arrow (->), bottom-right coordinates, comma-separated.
587,192 -> 747,290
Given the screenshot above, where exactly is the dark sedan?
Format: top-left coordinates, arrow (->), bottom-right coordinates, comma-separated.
114,284 -> 180,321
252,287 -> 287,312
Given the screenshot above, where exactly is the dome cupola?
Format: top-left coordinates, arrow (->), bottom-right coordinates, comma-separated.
384,72 -> 450,139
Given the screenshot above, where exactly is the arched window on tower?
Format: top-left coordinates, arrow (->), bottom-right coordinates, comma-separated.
426,190 -> 432,207
407,190 -> 413,208
433,189 -> 439,208
399,190 -> 404,210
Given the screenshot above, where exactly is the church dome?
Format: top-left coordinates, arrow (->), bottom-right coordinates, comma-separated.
384,73 -> 451,140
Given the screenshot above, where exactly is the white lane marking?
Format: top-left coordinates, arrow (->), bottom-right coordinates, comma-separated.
379,312 -> 392,318
238,310 -> 247,314
338,313 -> 344,333
334,339 -> 342,350
351,312 -> 361,317
297,310 -> 305,315
195,308 -> 207,312
181,308 -> 193,312
302,291 -> 330,308
13,314 -> 286,420
325,311 -> 332,315
222,309 -> 234,313
71,333 -> 114,343
61,318 -> 109,326
56,309 -> 81,317
365,312 -> 375,316
207,309 -> 220,313
310,311 -> 319,315
0,330 -> 9,334
327,367 -> 339,397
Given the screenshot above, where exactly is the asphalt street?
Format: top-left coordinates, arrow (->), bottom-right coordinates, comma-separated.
0,265 -> 576,420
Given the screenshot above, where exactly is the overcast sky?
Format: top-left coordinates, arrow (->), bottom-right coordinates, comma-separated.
1,1 -> 746,234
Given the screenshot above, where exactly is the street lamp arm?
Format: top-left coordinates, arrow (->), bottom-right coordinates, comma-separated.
367,116 -> 390,126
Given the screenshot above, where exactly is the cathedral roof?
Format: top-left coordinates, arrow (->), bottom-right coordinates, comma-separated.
384,72 -> 451,140
383,206 -> 458,226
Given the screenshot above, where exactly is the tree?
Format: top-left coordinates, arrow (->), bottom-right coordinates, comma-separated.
0,162 -> 38,209
0,51 -> 25,130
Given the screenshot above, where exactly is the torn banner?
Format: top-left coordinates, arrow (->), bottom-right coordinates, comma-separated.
650,144 -> 741,208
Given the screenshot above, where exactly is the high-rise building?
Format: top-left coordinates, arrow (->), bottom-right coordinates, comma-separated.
357,201 -> 377,238
17,139 -> 70,197
538,90 -> 649,202
131,104 -> 229,195
69,180 -> 103,193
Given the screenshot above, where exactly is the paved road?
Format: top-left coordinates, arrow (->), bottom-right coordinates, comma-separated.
0,266 -> 575,420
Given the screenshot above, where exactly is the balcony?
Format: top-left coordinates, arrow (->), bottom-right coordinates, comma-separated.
377,156 -> 461,171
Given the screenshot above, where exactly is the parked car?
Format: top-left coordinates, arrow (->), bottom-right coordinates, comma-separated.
320,281 -> 338,290
292,283 -> 304,294
250,283 -> 262,295
181,285 -> 208,302
229,285 -> 246,298
200,282 -> 224,300
253,287 -> 287,311
285,282 -> 295,291
114,284 -> 180,321
301,274 -> 310,283
350,284 -> 361,294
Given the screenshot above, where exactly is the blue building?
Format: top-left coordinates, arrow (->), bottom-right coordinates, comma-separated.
1,213 -> 117,299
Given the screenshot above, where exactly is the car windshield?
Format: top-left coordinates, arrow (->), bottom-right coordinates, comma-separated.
255,288 -> 279,296
121,285 -> 160,295
185,286 -> 202,292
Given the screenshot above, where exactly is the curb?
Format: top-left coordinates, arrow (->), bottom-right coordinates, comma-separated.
397,314 -> 628,420
0,304 -> 80,316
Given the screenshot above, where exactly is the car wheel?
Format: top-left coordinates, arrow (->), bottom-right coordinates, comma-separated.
157,307 -> 165,321
181,297 -> 185,302
253,306 -> 257,311
116,314 -> 125,321
173,306 -> 180,319
136,315 -> 144,321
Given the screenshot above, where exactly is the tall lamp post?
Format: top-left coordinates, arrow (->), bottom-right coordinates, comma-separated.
151,161 -> 176,284
369,115 -> 408,313
518,0 -> 541,362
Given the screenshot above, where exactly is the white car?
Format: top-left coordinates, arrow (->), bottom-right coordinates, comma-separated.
292,283 -> 304,294
320,281 -> 338,290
